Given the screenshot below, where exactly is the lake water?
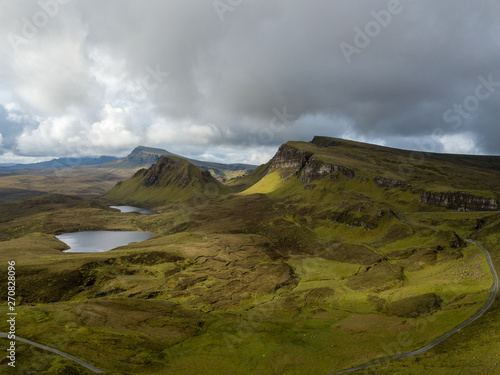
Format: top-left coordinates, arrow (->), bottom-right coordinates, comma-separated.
57,231 -> 153,253
110,205 -> 158,215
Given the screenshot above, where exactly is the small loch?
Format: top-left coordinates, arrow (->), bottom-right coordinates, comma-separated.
57,231 -> 153,253
110,205 -> 158,215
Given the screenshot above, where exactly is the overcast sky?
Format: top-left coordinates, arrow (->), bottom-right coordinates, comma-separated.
0,0 -> 499,165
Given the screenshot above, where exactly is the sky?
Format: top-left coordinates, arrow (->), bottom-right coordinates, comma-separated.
0,0 -> 499,165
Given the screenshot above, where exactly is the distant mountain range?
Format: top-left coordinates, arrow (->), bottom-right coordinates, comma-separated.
0,146 -> 257,180
0,156 -> 119,172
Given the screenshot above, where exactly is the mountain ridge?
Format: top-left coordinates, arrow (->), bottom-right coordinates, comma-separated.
0,155 -> 119,172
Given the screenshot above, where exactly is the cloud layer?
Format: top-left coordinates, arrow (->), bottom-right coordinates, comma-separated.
1,0 -> 499,164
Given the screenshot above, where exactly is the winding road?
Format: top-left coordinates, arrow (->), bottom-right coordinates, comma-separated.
0,332 -> 105,373
334,211 -> 500,374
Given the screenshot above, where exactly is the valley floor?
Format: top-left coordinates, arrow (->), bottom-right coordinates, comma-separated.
0,193 -> 499,374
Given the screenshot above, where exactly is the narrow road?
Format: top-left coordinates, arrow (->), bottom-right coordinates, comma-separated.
334,211 -> 499,374
0,332 -> 106,373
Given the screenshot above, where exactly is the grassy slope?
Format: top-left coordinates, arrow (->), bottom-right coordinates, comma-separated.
348,212 -> 500,374
226,162 -> 271,192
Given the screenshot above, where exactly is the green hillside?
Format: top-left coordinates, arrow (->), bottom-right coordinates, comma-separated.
245,137 -> 500,192
239,137 -> 500,212
104,155 -> 231,206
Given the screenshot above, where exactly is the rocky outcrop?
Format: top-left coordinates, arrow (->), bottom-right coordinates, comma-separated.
300,157 -> 355,184
268,144 -> 355,183
419,191 -> 500,211
329,211 -> 378,230
268,144 -> 313,178
373,177 -> 411,188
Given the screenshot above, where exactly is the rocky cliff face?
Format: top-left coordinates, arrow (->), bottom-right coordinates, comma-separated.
125,147 -> 164,166
268,144 -> 312,178
373,177 -> 411,188
419,191 -> 500,211
268,144 -> 355,183
300,157 -> 355,184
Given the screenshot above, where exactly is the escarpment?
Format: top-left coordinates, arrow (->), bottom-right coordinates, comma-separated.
419,191 -> 500,211
267,144 -> 355,184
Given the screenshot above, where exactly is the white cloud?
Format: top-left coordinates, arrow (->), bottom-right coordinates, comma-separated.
437,133 -> 482,155
173,144 -> 277,165
0,151 -> 53,165
16,104 -> 141,156
87,48 -> 148,107
4,30 -> 93,115
4,102 -> 40,125
146,120 -> 226,147
89,105 -> 141,149
17,113 -> 85,155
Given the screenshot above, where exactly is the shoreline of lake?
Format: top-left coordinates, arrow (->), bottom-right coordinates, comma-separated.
57,230 -> 153,253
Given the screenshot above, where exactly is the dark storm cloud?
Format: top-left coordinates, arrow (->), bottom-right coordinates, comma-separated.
0,0 -> 499,163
